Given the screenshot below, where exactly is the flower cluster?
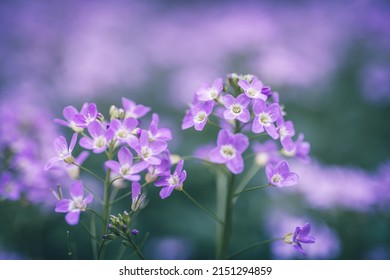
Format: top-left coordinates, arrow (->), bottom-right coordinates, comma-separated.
47,98 -> 186,225
182,74 -> 309,186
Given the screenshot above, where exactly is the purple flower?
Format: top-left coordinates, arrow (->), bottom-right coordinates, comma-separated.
79,121 -> 114,153
222,94 -> 251,122
293,133 -> 311,163
105,147 -> 148,181
252,140 -> 282,166
209,129 -> 249,174
182,101 -> 214,131
109,118 -> 138,144
155,160 -> 187,199
266,160 -> 299,187
73,103 -> 99,128
131,130 -> 167,165
44,133 -> 78,170
277,120 -> 296,152
238,78 -> 268,100
291,223 -> 316,255
252,99 -> 281,139
122,97 -> 151,119
147,158 -> 172,183
196,78 -> 223,101
0,172 -> 22,201
148,113 -> 172,142
54,105 -> 85,133
55,181 -> 93,226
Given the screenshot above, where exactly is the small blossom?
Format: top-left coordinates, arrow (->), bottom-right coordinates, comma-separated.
238,77 -> 267,100
277,120 -> 296,152
122,97 -> 151,119
131,229 -> 139,236
252,140 -> 282,167
109,117 -> 138,144
266,160 -> 299,187
131,181 -> 147,211
54,105 -> 85,133
105,147 -> 148,181
182,101 -> 214,131
73,103 -> 99,128
196,78 -> 223,101
79,121 -> 114,153
44,133 -> 78,170
55,181 -> 93,225
131,130 -> 167,165
209,129 -> 249,174
222,94 -> 251,123
282,133 -> 311,163
146,158 -> 171,183
155,160 -> 187,199
0,172 -> 22,201
252,99 -> 281,139
148,113 -> 172,142
286,223 -> 316,255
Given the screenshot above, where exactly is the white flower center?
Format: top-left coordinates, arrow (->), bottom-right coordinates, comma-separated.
207,87 -> 219,99
194,111 -> 207,123
271,173 -> 283,184
141,146 -> 152,159
167,174 -> 180,187
57,144 -> 70,159
230,104 -> 242,115
120,164 -> 131,176
279,126 -> 288,139
69,196 -> 85,211
259,112 -> 272,126
220,145 -> 236,159
247,87 -> 260,98
255,152 -> 269,166
94,136 -> 106,148
117,128 -> 129,139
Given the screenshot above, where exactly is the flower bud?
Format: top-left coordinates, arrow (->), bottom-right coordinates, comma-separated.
131,229 -> 139,236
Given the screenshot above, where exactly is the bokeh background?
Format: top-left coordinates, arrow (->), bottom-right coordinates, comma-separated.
1,0 -> 389,259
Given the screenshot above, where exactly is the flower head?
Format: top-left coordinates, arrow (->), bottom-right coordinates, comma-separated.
155,160 -> 187,199
209,129 -> 249,174
54,105 -> 85,133
122,97 -> 151,119
222,94 -> 251,123
182,101 -> 214,131
105,146 -> 148,181
44,133 -> 78,170
252,99 -> 281,139
196,78 -> 223,101
109,117 -> 138,144
238,77 -> 268,100
131,130 -> 167,165
73,103 -> 99,128
148,113 -> 173,142
266,160 -> 299,187
55,181 -> 93,225
285,223 -> 316,255
277,120 -> 296,152
79,121 -> 114,153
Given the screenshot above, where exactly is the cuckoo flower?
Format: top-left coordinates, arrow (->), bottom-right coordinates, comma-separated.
266,160 -> 299,187
131,130 -> 167,165
238,77 -> 267,100
209,129 -> 249,174
252,140 -> 282,167
287,223 -> 316,255
277,120 -> 296,152
131,181 -> 147,211
105,146 -> 148,181
122,97 -> 151,119
293,133 -> 311,163
155,160 -> 187,199
44,133 -> 78,170
55,181 -> 93,226
252,99 -> 281,139
73,103 -> 99,128
109,117 -> 138,144
182,101 -> 214,131
196,78 -> 223,101
54,105 -> 85,133
148,113 -> 172,142
222,94 -> 251,123
79,121 -> 114,153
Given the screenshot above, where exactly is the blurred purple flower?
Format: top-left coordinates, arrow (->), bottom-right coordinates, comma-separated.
122,97 -> 151,119
55,180 -> 93,225
266,160 -> 299,187
54,105 -> 86,133
148,113 -> 172,142
196,78 -> 223,101
238,78 -> 267,100
105,146 -> 148,181
0,172 -> 22,201
222,94 -> 251,123
44,133 -> 78,170
277,120 -> 295,152
73,103 -> 98,128
79,121 -> 114,153
252,100 -> 281,139
209,129 -> 249,174
155,160 -> 187,199
291,223 -> 316,255
252,140 -> 282,167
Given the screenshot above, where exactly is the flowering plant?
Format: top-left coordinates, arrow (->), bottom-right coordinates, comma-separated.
44,74 -> 314,259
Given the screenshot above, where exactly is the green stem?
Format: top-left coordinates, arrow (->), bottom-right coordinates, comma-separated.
73,163 -> 105,183
233,164 -> 260,204
125,237 -> 146,260
234,184 -> 270,197
86,208 -> 104,222
229,238 -> 283,259
182,189 -> 224,226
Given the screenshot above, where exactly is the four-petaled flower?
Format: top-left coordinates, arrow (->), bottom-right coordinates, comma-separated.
196,78 -> 223,101
105,146 -> 148,181
222,94 -> 251,123
148,113 -> 173,142
155,160 -> 187,199
73,103 -> 99,128
55,181 -> 93,225
252,99 -> 281,139
131,130 -> 167,165
79,121 -> 114,153
109,117 -> 138,144
45,133 -> 78,170
209,129 -> 249,174
122,97 -> 151,119
54,105 -> 85,133
277,120 -> 296,152
266,160 -> 299,187
238,77 -> 268,100
285,223 -> 316,255
182,101 -> 214,131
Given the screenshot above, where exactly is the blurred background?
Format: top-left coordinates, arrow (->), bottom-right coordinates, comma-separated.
0,0 -> 389,259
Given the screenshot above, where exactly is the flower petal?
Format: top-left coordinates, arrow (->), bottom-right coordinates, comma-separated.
159,186 -> 175,199
55,199 -> 71,213
226,155 -> 244,174
65,211 -> 81,226
70,181 -> 84,198
118,147 -> 133,166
